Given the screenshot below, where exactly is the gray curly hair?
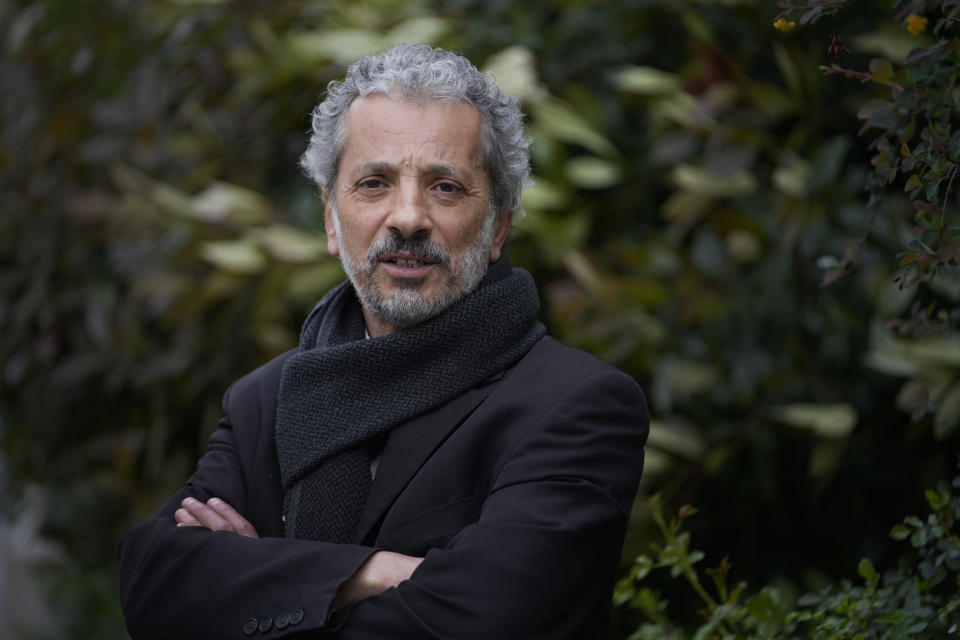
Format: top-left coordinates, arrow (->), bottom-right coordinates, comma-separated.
299,44 -> 531,217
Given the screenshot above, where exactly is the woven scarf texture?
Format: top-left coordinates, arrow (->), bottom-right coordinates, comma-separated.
274,256 -> 545,542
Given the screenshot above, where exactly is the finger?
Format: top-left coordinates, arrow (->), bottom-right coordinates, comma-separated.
206,497 -> 259,538
180,497 -> 231,532
175,508 -> 201,527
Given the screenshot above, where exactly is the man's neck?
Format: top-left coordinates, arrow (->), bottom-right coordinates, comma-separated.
362,309 -> 398,338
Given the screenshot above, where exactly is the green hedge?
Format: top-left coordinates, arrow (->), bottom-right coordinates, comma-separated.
1,0 -> 958,637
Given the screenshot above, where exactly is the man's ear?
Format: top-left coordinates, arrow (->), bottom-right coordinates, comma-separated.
488,211 -> 513,262
322,189 -> 340,257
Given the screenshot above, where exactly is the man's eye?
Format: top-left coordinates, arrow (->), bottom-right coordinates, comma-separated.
358,179 -> 385,190
434,182 -> 461,194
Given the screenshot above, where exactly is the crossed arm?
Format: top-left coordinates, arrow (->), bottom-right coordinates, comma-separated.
120,365 -> 647,639
175,497 -> 423,610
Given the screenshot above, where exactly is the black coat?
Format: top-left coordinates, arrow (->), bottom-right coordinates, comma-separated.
118,335 -> 648,639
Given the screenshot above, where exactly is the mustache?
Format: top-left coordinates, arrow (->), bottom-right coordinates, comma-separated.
367,232 -> 450,266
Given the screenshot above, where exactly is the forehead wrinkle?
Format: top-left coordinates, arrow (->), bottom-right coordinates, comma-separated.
355,159 -> 471,180
358,160 -> 394,175
425,163 -> 456,177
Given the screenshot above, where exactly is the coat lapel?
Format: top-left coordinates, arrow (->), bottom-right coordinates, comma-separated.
351,374 -> 502,545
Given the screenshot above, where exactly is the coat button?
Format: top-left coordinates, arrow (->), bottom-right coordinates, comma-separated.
258,617 -> 273,633
243,618 -> 258,635
290,608 -> 304,625
275,613 -> 290,630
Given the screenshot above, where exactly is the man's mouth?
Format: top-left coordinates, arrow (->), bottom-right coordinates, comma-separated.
379,252 -> 438,269
391,258 -> 428,268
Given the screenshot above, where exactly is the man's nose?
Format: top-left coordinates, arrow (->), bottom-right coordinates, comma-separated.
386,181 -> 432,238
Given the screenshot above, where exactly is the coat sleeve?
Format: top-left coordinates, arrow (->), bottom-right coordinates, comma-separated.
331,368 -> 649,640
117,377 -> 378,640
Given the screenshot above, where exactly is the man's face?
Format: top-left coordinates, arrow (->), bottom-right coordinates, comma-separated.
324,95 -> 511,336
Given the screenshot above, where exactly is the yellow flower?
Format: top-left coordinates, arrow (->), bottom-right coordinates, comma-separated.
905,13 -> 928,36
773,18 -> 797,32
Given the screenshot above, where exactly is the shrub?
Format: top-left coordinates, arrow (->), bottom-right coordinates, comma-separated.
616,473 -> 960,638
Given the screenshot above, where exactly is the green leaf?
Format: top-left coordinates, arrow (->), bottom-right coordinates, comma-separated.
773,42 -> 802,98
631,554 -> 655,581
483,46 -> 546,103
853,28 -> 927,64
678,7 -> 714,42
899,251 -> 918,266
748,81 -> 797,118
149,183 -> 195,218
729,581 -> 747,604
817,255 -> 840,270
905,46 -> 932,64
251,225 -> 327,264
521,179 -> 568,211
857,99 -> 895,121
925,489 -> 948,510
890,524 -> 912,540
910,528 -> 928,548
531,99 -> 619,159
612,580 -> 635,606
772,403 -> 858,438
799,6 -> 821,24
647,420 -> 706,461
386,16 -> 451,46
746,587 -> 785,624
661,191 -> 713,224
934,382 -> 960,439
199,240 -> 268,274
725,230 -> 762,264
672,164 -> 757,198
808,439 -> 846,479
564,156 -> 623,189
866,333 -> 960,374
913,200 -> 941,213
286,28 -> 383,64
654,360 -> 719,406
810,136 -> 851,192
772,154 -> 811,198
869,58 -> 895,84
613,66 -> 680,96
287,262 -> 345,302
640,449 -> 672,477
191,182 -> 273,225
858,558 -> 878,591
518,209 -> 591,266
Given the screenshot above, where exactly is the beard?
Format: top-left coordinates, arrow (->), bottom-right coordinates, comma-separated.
331,207 -> 496,329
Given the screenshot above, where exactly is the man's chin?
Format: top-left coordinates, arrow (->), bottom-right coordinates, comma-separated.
367,286 -> 462,329
385,275 -> 431,291
370,301 -> 442,329
350,266 -> 477,329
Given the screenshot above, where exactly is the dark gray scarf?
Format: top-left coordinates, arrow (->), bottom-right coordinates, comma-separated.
274,256 -> 545,542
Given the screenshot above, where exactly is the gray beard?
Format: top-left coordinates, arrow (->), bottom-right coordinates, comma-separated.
331,208 -> 496,329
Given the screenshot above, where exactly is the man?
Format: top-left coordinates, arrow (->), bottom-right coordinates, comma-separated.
118,44 -> 648,639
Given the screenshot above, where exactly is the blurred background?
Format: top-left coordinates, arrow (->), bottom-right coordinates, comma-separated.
2,0 -> 959,637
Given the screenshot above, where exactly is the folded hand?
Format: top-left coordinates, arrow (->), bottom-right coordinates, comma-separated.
175,495 -> 423,608
175,497 -> 260,539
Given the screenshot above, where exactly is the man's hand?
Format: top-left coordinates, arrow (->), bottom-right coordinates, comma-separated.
332,551 -> 424,610
175,496 -> 422,609
175,497 -> 260,539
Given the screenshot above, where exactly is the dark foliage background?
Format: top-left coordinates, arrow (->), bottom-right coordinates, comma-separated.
1,0 -> 958,637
